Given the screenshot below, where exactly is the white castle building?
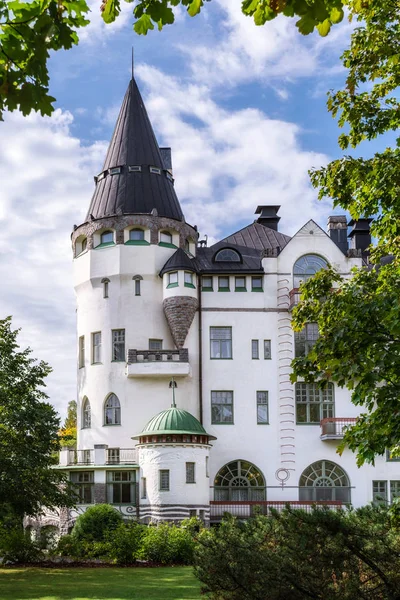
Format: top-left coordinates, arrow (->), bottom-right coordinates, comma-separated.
36,76 -> 399,534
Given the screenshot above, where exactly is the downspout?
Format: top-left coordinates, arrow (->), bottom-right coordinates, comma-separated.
197,274 -> 203,424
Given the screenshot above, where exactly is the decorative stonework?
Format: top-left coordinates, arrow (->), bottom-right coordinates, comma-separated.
163,296 -> 198,349
71,215 -> 197,253
94,483 -> 107,504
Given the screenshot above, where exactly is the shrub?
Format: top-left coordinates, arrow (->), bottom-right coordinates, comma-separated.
72,504 -> 123,542
106,522 -> 147,565
139,522 -> 195,565
0,527 -> 43,564
55,534 -> 83,558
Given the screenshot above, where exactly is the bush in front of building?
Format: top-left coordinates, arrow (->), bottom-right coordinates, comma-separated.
105,521 -> 147,565
194,505 -> 400,600
0,526 -> 43,564
72,504 -> 123,543
138,521 -> 196,565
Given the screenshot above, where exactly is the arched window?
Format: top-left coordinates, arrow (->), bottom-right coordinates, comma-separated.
160,231 -> 172,245
82,398 -> 91,429
299,460 -> 350,503
133,275 -> 143,296
101,230 -> 114,245
104,394 -> 121,425
81,238 -> 87,252
214,460 -> 266,501
214,248 -> 241,262
129,229 -> 145,242
293,254 -> 328,288
101,277 -> 110,299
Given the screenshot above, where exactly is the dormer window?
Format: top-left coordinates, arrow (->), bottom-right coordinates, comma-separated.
101,231 -> 114,245
109,167 -> 121,175
166,171 -> 174,182
128,165 -> 141,172
97,171 -> 106,181
129,229 -> 144,242
150,166 -> 161,175
160,231 -> 173,245
214,248 -> 241,262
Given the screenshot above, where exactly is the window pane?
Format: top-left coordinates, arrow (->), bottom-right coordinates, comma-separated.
252,340 -> 259,359
184,272 -> 193,284
373,481 -> 388,504
235,277 -> 245,288
160,232 -> 172,244
252,276 -> 262,289
112,330 -> 125,361
79,336 -> 85,368
202,276 -> 212,289
149,339 -> 163,350
218,277 -> 229,289
160,470 -> 170,490
92,332 -> 101,363
168,272 -> 178,285
130,229 -> 144,240
264,340 -> 271,359
186,462 -> 195,483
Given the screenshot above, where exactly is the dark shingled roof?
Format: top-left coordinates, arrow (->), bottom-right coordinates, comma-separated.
159,248 -> 198,277
86,78 -> 184,222
194,242 -> 264,274
220,221 -> 291,251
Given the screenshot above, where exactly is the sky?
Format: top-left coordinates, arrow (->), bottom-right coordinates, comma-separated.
0,1 -> 372,419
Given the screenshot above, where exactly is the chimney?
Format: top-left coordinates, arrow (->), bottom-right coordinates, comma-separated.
160,147 -> 173,176
327,215 -> 348,254
255,205 -> 281,231
348,218 -> 372,257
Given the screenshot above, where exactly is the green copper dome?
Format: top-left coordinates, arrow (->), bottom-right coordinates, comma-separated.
133,406 -> 216,439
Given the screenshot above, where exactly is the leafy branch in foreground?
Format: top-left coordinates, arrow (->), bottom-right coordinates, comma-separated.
291,261 -> 400,466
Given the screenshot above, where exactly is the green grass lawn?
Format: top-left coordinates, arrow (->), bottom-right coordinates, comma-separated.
0,566 -> 203,600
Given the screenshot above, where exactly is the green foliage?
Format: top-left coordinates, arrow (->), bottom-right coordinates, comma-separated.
138,522 -> 196,564
0,316 -> 76,520
58,400 -> 77,448
0,0 -> 90,119
0,526 -> 43,564
55,533 -> 83,558
194,507 -> 400,600
72,504 -> 123,542
106,521 -> 147,564
291,261 -> 400,465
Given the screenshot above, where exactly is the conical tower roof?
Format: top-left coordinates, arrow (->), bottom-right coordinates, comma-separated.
86,78 -> 184,222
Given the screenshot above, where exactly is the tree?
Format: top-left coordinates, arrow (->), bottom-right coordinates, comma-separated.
291,0 -> 400,465
0,316 -> 76,520
58,400 -> 77,448
194,507 -> 400,600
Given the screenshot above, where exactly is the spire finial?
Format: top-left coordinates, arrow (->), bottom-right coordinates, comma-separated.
131,47 -> 134,81
169,378 -> 177,408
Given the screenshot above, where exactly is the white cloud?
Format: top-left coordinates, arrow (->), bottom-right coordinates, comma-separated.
79,0 -> 133,43
0,110 -> 106,418
137,65 -> 331,239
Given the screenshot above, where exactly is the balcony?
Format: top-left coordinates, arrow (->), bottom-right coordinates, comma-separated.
289,288 -> 301,310
210,501 -> 343,522
126,348 -> 190,378
67,449 -> 94,466
320,418 -> 357,440
106,448 -> 138,464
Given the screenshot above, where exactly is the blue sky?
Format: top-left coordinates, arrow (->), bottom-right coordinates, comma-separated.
0,1 -> 376,418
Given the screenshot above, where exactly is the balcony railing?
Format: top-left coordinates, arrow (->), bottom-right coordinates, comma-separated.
128,349 -> 189,363
126,349 -> 190,378
320,418 -> 357,440
210,501 -> 344,521
289,288 -> 301,310
67,449 -> 93,465
106,448 -> 138,464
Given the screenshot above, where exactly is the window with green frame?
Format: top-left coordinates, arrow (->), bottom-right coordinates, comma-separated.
107,471 -> 135,503
202,276 -> 213,291
235,276 -> 246,291
295,382 -> 334,424
218,276 -> 230,291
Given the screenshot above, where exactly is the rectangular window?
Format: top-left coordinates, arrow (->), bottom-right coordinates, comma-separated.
107,471 -> 135,504
92,332 -> 101,364
159,469 -> 170,491
202,276 -> 213,291
211,391 -> 234,424
252,339 -> 259,359
235,276 -> 246,291
257,391 -> 269,424
141,477 -> 147,499
390,481 -> 400,503
372,481 -> 388,505
149,339 -> 163,351
107,448 -> 120,464
70,471 -> 94,504
135,279 -> 141,296
150,166 -> 161,175
210,327 -> 232,359
264,340 -> 271,360
218,276 -> 230,291
112,329 -> 125,362
296,383 -> 334,424
184,272 -> 195,288
167,272 -> 178,287
206,456 -> 209,478
294,323 -> 319,357
186,462 -> 195,484
79,336 -> 85,368
252,276 -> 263,291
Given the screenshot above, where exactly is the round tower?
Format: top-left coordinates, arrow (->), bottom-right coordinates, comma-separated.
71,77 -> 200,504
133,393 -> 215,524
